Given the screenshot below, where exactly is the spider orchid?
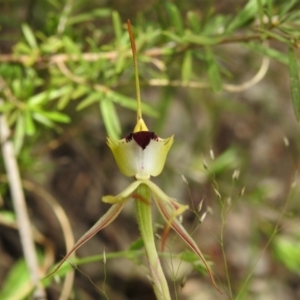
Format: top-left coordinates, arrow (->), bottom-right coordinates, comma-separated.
48,20 -> 220,299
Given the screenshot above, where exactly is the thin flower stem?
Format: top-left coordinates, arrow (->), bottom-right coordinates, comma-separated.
135,184 -> 171,300
127,20 -> 142,121
0,99 -> 46,299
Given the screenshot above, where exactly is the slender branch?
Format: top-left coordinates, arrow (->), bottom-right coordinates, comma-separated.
0,100 -> 46,299
0,33 -> 279,65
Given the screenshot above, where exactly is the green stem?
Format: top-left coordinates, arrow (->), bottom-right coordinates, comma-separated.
135,184 -> 171,300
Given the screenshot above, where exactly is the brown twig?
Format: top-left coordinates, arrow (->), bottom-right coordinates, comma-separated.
0,33 -> 273,65
147,54 -> 270,92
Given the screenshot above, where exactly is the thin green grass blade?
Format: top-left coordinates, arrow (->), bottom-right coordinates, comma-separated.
288,48 -> 300,121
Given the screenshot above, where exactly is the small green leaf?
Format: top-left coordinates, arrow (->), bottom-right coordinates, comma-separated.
0,210 -> 16,223
129,238 -> 144,251
13,42 -> 32,55
182,50 -> 193,83
21,23 -> 38,49
40,111 -> 70,123
92,8 -> 112,17
184,30 -> 220,46
62,36 -> 81,56
162,31 -> 184,44
247,43 -> 288,65
11,79 -> 23,98
0,258 -> 30,300
25,109 -> 36,136
278,0 -> 297,18
28,86 -> 73,107
110,91 -> 158,117
32,112 -> 55,128
226,0 -> 268,32
14,114 -> 25,155
288,48 -> 300,121
166,3 -> 184,36
180,250 -> 207,274
273,236 -> 300,274
7,109 -> 19,126
76,92 -> 102,111
187,11 -> 201,33
115,51 -> 126,74
67,13 -> 97,25
57,93 -> 71,110
112,11 -> 122,46
206,47 -> 222,92
100,97 -> 121,139
0,101 -> 14,113
71,85 -> 90,100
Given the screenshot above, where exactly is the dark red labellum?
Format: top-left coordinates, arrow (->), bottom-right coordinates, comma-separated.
126,131 -> 158,150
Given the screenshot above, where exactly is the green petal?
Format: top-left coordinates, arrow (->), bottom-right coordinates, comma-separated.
46,201 -> 126,278
102,180 -> 142,204
152,193 -> 221,293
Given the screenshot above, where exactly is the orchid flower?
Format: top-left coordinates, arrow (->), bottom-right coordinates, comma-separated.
48,20 -> 220,299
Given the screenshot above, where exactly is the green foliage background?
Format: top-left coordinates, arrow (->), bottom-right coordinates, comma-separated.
1,0 -> 300,299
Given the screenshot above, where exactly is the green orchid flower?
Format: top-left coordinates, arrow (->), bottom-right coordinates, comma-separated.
48,20 -> 220,299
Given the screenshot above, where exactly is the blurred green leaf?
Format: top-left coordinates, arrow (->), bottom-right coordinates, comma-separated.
21,23 -> 38,49
32,112 -> 55,128
182,50 -> 192,83
13,114 -> 25,155
77,92 -> 102,111
209,148 -> 240,175
25,109 -> 36,136
100,97 -> 121,139
13,42 -> 32,55
110,91 -> 158,117
247,43 -> 288,65
115,51 -> 126,75
0,210 -> 16,223
166,3 -> 184,36
258,28 -> 290,44
180,250 -> 207,274
57,92 -> 72,110
0,258 -> 31,300
28,85 -> 73,107
7,109 -> 19,126
206,47 -> 222,92
273,236 -> 300,274
184,30 -> 221,45
187,11 -> 201,33
67,13 -> 101,25
40,36 -> 63,53
71,85 -> 90,100
288,48 -> 300,121
39,111 -> 70,123
162,31 -> 184,43
11,79 -> 23,98
62,36 -> 81,56
278,0 -> 298,19
112,11 -> 122,46
0,101 -> 14,113
68,8 -> 111,25
226,0 -> 268,32
128,238 -> 144,251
